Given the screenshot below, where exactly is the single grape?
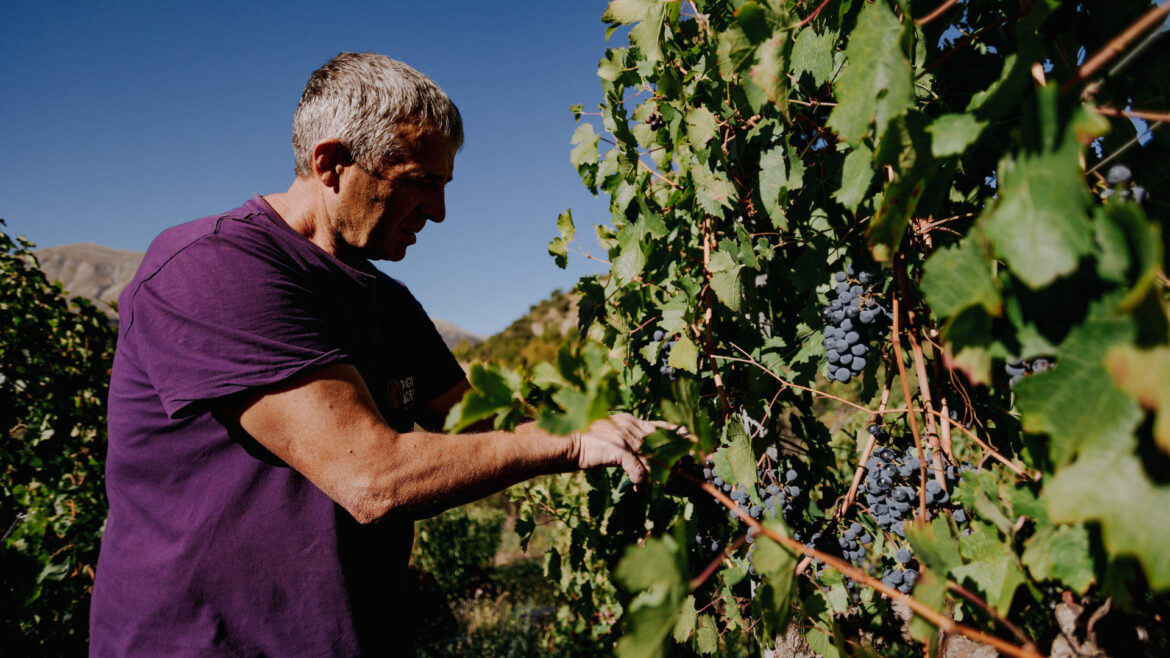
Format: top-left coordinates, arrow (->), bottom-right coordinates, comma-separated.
653,329 -> 664,342
895,548 -> 912,563
1106,164 -> 1132,186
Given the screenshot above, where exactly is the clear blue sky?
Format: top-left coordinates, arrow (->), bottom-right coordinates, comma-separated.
1,0 -> 618,337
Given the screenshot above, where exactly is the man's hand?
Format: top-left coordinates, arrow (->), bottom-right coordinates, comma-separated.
572,413 -> 666,488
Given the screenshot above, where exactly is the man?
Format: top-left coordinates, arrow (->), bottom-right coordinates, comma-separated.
90,52 -> 657,656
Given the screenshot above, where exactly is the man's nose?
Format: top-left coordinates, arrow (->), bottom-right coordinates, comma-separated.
423,190 -> 446,224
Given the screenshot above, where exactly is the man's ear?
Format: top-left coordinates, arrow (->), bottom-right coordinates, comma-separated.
311,139 -> 350,191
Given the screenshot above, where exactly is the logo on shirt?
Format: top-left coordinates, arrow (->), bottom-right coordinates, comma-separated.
387,376 -> 415,409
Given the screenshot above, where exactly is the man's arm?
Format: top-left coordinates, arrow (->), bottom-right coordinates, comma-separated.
232,363 -> 654,523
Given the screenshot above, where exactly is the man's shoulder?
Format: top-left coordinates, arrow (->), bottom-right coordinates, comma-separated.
142,197 -> 278,269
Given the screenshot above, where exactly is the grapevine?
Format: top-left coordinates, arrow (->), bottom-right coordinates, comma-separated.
453,0 -> 1170,655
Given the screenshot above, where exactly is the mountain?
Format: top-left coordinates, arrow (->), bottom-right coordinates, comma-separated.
32,243 -> 483,350
453,288 -> 581,367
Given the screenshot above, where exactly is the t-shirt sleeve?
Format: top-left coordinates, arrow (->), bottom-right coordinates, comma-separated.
124,235 -> 354,419
386,279 -> 466,405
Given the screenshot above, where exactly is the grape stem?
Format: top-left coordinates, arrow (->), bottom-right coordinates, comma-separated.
672,466 -> 1044,658
1062,2 -> 1170,97
797,0 -> 833,28
1093,106 -> 1170,125
891,253 -> 931,520
838,369 -> 896,520
700,215 -> 733,419
914,0 -> 960,26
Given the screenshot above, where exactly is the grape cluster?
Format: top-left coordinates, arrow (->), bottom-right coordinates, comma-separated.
653,330 -> 679,380
881,555 -> 919,594
694,460 -> 803,552
860,425 -> 974,540
1102,164 -> 1148,206
1004,357 -> 1055,387
821,266 -> 891,383
644,112 -> 666,131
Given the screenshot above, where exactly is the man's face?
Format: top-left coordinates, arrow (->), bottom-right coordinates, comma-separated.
331,124 -> 455,262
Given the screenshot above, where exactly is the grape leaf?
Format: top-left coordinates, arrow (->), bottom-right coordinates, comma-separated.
686,107 -> 719,149
694,615 -> 718,654
752,532 -> 796,633
906,516 -> 963,576
1104,345 -> 1170,455
825,0 -> 913,147
750,34 -> 789,105
1045,449 -> 1170,590
951,554 -> 1026,616
908,568 -> 947,644
615,537 -> 686,658
667,333 -> 699,374
604,0 -> 675,63
757,146 -> 788,229
833,144 -> 873,213
691,163 -> 738,216
927,113 -> 986,157
790,27 -> 837,87
920,235 -> 1002,318
672,595 -> 697,643
1014,315 -> 1142,467
1022,524 -> 1096,594
709,249 -> 744,312
548,208 -> 576,269
979,93 -> 1097,289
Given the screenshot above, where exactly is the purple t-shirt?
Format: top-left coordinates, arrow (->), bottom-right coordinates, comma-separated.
90,196 -> 465,656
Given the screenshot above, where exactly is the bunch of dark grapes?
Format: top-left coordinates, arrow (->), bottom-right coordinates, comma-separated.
1004,356 -> 1055,387
880,549 -> 919,594
1102,164 -> 1148,206
653,330 -> 679,380
860,425 -> 974,539
694,460 -> 803,551
644,112 -> 666,131
821,266 -> 891,383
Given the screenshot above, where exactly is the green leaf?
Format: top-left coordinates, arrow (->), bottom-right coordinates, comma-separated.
833,144 -> 873,213
548,208 -> 576,269
749,35 -> 789,105
908,569 -> 947,644
1105,346 -> 1170,455
1014,316 -> 1142,467
920,235 -> 1002,318
694,615 -> 718,654
951,554 -> 1026,616
686,107 -> 719,148
906,516 -> 963,576
825,0 -> 913,147
672,595 -> 697,643
927,113 -> 986,157
757,146 -> 788,228
753,534 -> 796,632
691,163 -> 738,216
613,224 -> 648,284
710,424 -> 754,492
667,333 -> 699,374
570,123 -> 599,167
1045,449 -> 1170,590
708,250 -> 744,312
615,537 -> 686,658
1022,524 -> 1096,593
790,27 -> 837,87
868,172 -> 925,261
979,94 -> 1096,289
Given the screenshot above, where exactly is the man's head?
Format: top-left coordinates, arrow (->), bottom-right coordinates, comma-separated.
287,53 -> 461,263
292,52 -> 463,177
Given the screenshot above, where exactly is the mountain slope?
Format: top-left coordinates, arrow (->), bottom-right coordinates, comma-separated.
32,243 -> 482,350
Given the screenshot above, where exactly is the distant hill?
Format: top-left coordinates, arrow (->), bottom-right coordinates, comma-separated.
454,288 -> 581,367
32,243 -> 483,350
